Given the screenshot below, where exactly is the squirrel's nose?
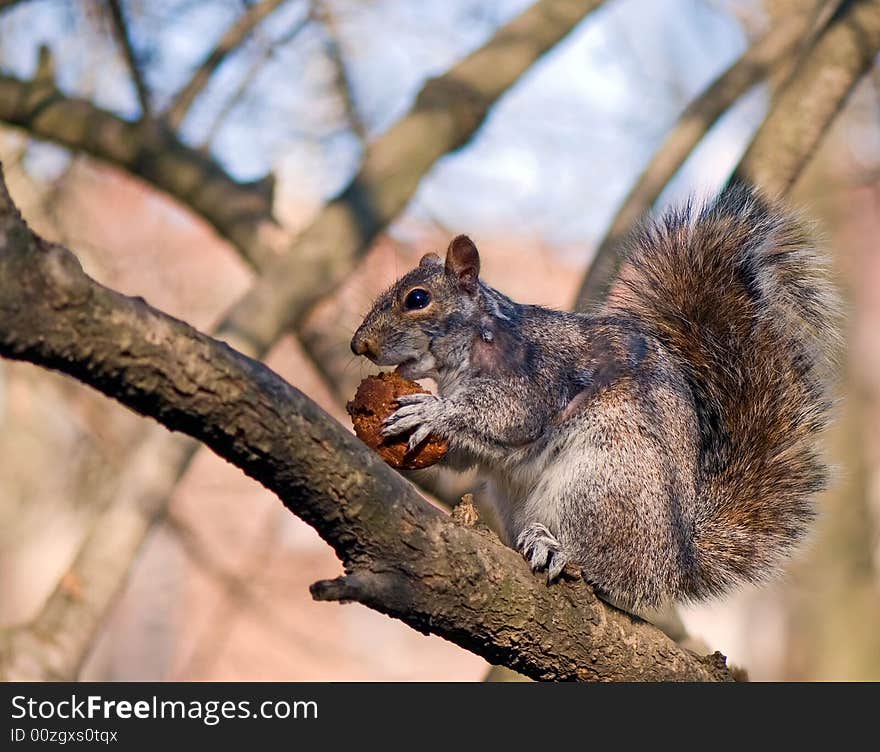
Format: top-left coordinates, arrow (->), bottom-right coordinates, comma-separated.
351,332 -> 377,359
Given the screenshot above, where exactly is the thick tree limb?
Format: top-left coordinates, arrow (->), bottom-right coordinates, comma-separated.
572,3 -> 826,309
0,171 -> 732,682
733,0 -> 880,194
105,0 -> 152,117
163,0 -> 289,131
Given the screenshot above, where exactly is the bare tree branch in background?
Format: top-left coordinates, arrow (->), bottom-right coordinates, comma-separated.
573,0 -> 834,309
0,0 -> 606,320
315,0 -> 368,142
0,0 -> 606,680
0,173 -> 734,682
0,0 -> 30,13
163,0 -> 290,131
2,0 -> 873,682
4,425 -> 198,680
733,0 -> 880,194
0,67 -> 278,267
105,0 -> 152,117
199,14 -> 312,151
218,0 -> 607,355
199,59 -> 264,150
169,507 -> 284,678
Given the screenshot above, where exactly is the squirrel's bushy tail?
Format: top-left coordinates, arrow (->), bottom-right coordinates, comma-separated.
606,183 -> 841,599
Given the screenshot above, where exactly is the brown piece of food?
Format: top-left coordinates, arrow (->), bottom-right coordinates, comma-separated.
347,372 -> 448,469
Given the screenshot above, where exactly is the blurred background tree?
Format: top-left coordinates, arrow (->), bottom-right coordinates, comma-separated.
0,0 -> 877,681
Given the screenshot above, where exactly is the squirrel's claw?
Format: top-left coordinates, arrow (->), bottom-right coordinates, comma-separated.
516,523 -> 568,584
381,403 -> 427,436
406,424 -> 433,452
394,393 -> 435,406
381,394 -> 442,446
547,553 -> 567,582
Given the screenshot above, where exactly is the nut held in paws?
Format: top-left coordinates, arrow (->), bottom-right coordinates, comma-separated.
346,372 -> 448,469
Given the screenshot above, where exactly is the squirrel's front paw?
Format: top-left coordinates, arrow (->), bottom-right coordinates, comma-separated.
381,392 -> 444,452
517,523 -> 568,583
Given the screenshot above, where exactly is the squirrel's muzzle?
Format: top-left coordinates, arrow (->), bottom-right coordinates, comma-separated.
351,330 -> 378,360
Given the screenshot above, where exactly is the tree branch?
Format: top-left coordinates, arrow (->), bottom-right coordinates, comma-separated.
732,0 -> 880,195
105,0 -> 152,117
0,72 -> 277,267
572,2 -> 829,309
0,170 -> 732,682
199,14 -> 312,151
163,0 -> 289,131
0,0 -> 30,13
315,0 -> 367,142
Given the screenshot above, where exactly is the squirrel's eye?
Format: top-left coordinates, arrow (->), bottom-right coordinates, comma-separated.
404,288 -> 431,310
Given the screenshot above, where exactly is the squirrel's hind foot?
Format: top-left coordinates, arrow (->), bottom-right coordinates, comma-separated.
516,523 -> 568,583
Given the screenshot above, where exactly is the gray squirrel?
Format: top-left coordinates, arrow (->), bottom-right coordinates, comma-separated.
350,184 -> 840,611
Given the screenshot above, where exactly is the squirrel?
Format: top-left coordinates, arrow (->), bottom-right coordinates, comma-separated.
350,183 -> 841,611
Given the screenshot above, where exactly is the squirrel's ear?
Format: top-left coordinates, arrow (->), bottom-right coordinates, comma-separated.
419,252 -> 441,268
445,235 -> 480,292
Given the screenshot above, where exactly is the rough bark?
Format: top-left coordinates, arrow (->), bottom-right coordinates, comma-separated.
0,172 -> 733,682
0,0 -> 868,682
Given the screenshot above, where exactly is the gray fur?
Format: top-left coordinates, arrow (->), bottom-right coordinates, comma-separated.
351,184 -> 841,612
